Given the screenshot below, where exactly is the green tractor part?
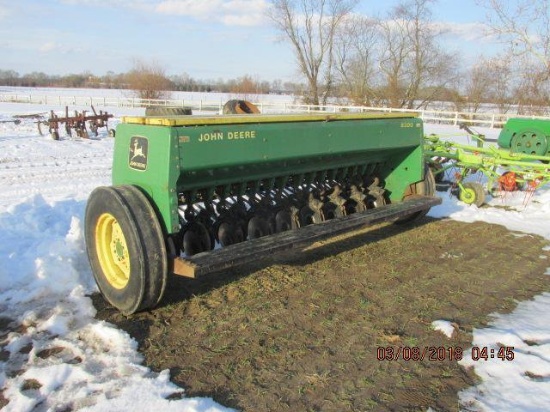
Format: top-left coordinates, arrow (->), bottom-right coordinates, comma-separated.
85,112 -> 440,314
425,133 -> 550,207
498,118 -> 550,156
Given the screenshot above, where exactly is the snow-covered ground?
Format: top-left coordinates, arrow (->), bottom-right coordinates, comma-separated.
0,98 -> 549,411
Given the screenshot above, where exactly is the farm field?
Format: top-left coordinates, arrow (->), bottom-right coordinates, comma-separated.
96,218 -> 550,411
0,97 -> 549,411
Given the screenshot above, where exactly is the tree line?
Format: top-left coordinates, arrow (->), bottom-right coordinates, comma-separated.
268,0 -> 550,115
2,0 -> 548,115
0,67 -> 300,97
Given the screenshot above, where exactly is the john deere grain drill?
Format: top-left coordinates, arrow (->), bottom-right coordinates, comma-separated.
85,111 -> 440,314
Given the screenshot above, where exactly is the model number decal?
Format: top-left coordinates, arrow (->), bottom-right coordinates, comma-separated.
198,130 -> 257,142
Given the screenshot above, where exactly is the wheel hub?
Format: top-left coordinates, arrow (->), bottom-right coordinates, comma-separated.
460,188 -> 475,204
511,132 -> 547,156
96,213 -> 130,289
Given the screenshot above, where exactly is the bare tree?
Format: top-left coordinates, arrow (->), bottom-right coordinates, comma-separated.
463,62 -> 491,113
229,75 -> 270,99
377,11 -> 411,108
267,0 -> 357,106
478,0 -> 549,71
334,15 -> 380,105
478,0 -> 550,110
514,65 -> 550,115
378,0 -> 456,109
487,58 -> 514,113
463,55 -> 512,113
126,60 -> 173,100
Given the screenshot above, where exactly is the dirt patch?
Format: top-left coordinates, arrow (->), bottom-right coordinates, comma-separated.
95,218 -> 550,411
0,316 -> 14,409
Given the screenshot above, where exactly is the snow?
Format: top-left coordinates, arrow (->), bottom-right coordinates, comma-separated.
426,129 -> 550,411
0,95 -> 549,411
431,320 -> 457,339
0,102 -> 233,412
459,294 -> 550,411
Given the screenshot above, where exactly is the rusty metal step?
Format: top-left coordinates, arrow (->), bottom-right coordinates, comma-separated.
172,196 -> 441,278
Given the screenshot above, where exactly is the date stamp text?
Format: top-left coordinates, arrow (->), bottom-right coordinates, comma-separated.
376,346 -> 515,362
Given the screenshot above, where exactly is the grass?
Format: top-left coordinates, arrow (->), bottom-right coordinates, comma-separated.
94,217 -> 550,412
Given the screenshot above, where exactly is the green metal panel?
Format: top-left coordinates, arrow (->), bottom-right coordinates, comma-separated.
112,113 -> 425,235
498,118 -> 550,156
112,123 -> 180,234
174,116 -> 422,193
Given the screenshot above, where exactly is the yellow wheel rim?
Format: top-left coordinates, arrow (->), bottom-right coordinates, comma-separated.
95,213 -> 130,289
460,188 -> 476,204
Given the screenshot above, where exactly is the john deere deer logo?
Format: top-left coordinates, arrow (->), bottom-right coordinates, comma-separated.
129,136 -> 148,170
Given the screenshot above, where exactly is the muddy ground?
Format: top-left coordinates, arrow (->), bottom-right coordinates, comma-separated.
95,217 -> 550,412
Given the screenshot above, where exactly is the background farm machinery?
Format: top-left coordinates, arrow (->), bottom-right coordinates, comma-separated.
425,119 -> 550,206
38,106 -> 115,140
0,118 -> 22,125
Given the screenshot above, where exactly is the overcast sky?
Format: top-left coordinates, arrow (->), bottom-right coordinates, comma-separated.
1,0 -> 499,81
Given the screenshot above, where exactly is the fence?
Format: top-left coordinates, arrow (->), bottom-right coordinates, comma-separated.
1,92 -> 549,128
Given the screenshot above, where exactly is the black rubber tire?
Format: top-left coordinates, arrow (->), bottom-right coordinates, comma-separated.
473,183 -> 486,206
85,185 -> 168,315
222,100 -> 260,115
145,107 -> 192,116
460,182 -> 485,207
424,165 -> 436,197
222,100 -> 238,114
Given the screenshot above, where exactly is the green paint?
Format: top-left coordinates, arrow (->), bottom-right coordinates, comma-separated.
113,113 -> 426,234
498,118 -> 550,156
